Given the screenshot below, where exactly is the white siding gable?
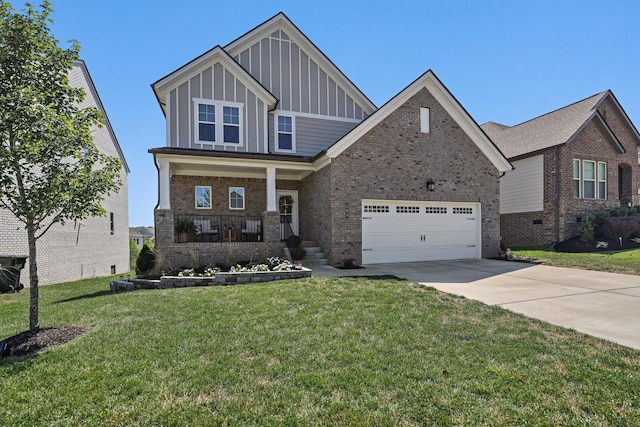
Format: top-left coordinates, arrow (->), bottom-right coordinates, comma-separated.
500,155 -> 544,214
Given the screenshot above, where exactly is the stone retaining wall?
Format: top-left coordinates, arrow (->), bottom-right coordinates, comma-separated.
110,268 -> 311,291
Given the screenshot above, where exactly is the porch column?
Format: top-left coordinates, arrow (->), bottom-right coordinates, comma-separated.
266,167 -> 277,212
158,159 -> 171,210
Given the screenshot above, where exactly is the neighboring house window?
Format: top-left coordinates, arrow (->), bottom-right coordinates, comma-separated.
573,159 -> 606,200
598,162 -> 607,200
276,115 -> 294,151
573,159 -> 581,198
229,187 -> 245,210
420,107 -> 430,133
110,212 -> 114,235
195,99 -> 243,145
195,186 -> 211,209
583,160 -> 596,199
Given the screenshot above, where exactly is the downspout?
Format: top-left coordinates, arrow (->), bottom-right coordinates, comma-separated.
554,146 -> 561,242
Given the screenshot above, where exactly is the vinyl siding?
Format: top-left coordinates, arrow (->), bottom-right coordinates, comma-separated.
500,155 -> 544,214
168,62 -> 268,153
269,114 -> 359,156
232,29 -> 370,120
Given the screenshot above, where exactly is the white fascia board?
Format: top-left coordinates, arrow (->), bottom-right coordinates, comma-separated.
153,46 -> 277,109
225,13 -> 376,114
326,70 -> 513,173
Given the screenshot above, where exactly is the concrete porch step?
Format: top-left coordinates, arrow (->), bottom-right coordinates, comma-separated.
302,258 -> 328,267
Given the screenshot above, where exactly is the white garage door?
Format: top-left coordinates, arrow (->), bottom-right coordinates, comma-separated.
362,200 -> 481,264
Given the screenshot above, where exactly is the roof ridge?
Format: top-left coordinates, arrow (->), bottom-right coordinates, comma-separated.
508,90 -> 608,128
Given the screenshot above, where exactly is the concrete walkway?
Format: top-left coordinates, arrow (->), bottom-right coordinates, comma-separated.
312,259 -> 640,350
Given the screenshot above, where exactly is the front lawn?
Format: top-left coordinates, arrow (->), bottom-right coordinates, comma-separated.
511,247 -> 640,275
1,275 -> 639,425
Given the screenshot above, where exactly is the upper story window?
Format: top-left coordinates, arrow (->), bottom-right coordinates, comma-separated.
420,107 -> 430,134
573,159 -> 606,200
195,186 -> 212,209
194,99 -> 243,146
276,114 -> 294,152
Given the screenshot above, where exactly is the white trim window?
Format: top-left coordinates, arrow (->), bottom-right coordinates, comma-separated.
573,159 -> 581,198
195,186 -> 212,209
229,187 -> 245,210
194,99 -> 243,146
420,107 -> 430,133
597,162 -> 607,200
276,115 -> 294,152
573,159 -> 606,200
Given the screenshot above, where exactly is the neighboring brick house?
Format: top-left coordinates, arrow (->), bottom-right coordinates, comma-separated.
482,91 -> 640,247
0,60 -> 130,285
149,13 -> 512,267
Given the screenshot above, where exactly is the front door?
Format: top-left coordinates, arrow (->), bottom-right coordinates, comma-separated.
277,190 -> 298,240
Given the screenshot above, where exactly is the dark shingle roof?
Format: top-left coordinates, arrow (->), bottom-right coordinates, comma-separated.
481,91 -> 608,158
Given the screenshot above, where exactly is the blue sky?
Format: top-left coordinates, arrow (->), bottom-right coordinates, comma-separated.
45,0 -> 640,226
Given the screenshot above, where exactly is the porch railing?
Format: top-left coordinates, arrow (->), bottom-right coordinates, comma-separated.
175,214 -> 263,243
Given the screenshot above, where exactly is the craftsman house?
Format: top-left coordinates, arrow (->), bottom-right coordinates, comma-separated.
482,91 -> 640,247
0,60 -> 130,285
150,12 -> 512,267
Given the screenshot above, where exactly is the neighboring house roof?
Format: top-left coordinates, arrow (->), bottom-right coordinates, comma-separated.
74,60 -> 130,173
224,12 -> 376,114
324,70 -> 513,173
151,45 -> 277,115
481,91 -> 636,159
129,226 -> 155,240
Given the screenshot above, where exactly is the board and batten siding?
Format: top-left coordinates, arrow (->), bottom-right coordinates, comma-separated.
500,155 -> 544,214
167,62 -> 268,153
268,113 -> 359,157
233,29 -> 369,120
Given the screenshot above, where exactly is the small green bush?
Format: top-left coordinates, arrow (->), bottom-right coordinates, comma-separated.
136,243 -> 155,276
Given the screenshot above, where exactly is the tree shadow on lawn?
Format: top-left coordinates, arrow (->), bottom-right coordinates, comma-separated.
53,290 -> 113,304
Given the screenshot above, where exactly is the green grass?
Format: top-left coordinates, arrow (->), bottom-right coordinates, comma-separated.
2,275 -> 640,426
512,247 -> 640,275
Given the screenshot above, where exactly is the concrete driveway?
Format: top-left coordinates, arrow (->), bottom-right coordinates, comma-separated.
312,259 -> 640,350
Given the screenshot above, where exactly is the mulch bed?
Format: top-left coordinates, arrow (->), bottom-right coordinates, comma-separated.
0,326 -> 86,358
554,236 -> 640,253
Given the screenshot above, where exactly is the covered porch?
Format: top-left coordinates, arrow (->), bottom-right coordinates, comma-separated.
150,148 -> 320,267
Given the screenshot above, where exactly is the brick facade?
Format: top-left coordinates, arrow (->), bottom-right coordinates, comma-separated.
501,103 -> 640,247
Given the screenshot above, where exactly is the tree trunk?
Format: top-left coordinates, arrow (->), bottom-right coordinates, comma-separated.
27,224 -> 39,331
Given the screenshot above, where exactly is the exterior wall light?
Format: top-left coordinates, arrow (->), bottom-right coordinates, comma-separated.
426,179 -> 435,191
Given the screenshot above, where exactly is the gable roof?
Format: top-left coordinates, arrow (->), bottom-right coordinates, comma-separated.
324,70 -> 512,172
74,60 -> 130,173
224,12 -> 376,114
151,45 -> 277,115
481,91 -> 631,159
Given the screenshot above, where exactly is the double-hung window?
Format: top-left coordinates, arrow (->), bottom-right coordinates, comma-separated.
195,186 -> 211,209
229,187 -> 244,210
572,159 -> 581,198
276,115 -> 294,151
583,161 -> 596,199
597,162 -> 607,200
195,99 -> 243,146
573,159 -> 607,200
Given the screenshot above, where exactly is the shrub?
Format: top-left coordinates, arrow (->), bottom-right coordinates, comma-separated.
578,206 -> 639,243
136,243 -> 155,276
286,235 -> 302,248
290,246 -> 306,260
601,214 -> 640,241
